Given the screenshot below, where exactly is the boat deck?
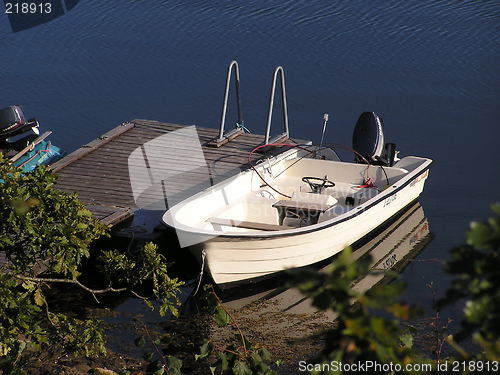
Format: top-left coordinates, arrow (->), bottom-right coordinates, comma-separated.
50,119 -> 309,228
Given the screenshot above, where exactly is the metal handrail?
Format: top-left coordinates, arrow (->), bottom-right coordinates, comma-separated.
264,66 -> 289,144
217,60 -> 243,141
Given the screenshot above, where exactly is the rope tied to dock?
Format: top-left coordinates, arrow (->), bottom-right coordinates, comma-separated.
192,249 -> 206,296
18,142 -> 52,169
236,121 -> 251,133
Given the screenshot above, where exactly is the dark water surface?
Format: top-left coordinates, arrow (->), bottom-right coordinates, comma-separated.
1,1 -> 499,316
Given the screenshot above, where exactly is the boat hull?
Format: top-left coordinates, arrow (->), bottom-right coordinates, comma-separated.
184,171 -> 429,285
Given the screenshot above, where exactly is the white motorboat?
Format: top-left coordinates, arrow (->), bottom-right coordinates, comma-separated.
162,111 -> 432,286
222,201 -> 431,310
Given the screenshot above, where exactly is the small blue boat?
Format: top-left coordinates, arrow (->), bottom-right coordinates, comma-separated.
0,105 -> 64,172
12,139 -> 64,172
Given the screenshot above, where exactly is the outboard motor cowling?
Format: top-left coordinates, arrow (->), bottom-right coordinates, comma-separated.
0,105 -> 40,143
352,111 -> 397,166
352,111 -> 385,163
0,105 -> 26,133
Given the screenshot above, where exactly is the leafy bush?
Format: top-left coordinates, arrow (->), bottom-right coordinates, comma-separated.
195,285 -> 278,375
0,154 -> 183,373
440,203 -> 500,360
288,203 -> 500,373
289,247 -> 427,374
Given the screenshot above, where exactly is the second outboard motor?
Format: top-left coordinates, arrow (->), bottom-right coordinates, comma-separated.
2,126 -> 40,150
352,112 -> 396,166
0,105 -> 39,140
0,105 -> 40,150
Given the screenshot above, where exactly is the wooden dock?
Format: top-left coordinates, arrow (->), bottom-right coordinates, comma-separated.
50,119 -> 307,228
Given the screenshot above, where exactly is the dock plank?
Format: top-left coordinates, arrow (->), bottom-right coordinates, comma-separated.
52,119 -> 307,227
51,122 -> 134,173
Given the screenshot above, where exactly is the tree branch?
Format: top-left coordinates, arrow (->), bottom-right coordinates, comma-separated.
14,275 -> 127,294
209,286 -> 248,354
130,289 -> 149,301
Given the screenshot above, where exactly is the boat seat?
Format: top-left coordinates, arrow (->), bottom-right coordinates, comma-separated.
208,217 -> 292,231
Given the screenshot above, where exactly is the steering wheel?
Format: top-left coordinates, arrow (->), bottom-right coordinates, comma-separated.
301,176 -> 335,193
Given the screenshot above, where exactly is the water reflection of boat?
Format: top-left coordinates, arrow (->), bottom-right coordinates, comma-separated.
222,201 -> 432,314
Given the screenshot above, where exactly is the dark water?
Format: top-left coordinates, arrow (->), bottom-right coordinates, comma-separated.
1,0 -> 499,315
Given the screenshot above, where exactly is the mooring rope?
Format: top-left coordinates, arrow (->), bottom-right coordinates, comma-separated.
18,142 -> 51,169
236,121 -> 251,133
192,249 -> 206,296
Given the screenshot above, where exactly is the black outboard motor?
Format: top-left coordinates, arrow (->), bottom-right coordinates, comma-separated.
352,111 -> 396,166
0,105 -> 40,150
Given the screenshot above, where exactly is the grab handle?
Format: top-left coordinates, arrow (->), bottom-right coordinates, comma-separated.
264,66 -> 289,144
216,60 -> 244,143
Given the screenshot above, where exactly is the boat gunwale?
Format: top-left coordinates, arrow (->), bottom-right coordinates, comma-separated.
162,155 -> 433,239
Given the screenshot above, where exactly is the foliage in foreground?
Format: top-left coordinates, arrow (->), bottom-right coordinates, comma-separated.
194,285 -> 278,375
287,203 -> 500,374
0,155 -> 183,373
440,203 -> 500,361
189,204 -> 500,374
289,247 -> 426,374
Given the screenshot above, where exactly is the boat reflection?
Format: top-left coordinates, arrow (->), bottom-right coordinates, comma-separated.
221,201 -> 432,316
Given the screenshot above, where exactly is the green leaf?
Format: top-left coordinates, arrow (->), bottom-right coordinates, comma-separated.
490,202 -> 500,215
232,360 -> 252,375
167,355 -> 182,371
14,340 -> 27,362
195,339 -> 212,361
0,342 -> 11,356
134,336 -> 146,347
467,222 -> 492,248
400,333 -> 413,348
464,298 -> 489,324
21,281 -> 35,291
250,351 -> 262,366
213,305 -> 231,327
33,288 -> 44,306
219,352 -> 229,371
259,347 -> 272,361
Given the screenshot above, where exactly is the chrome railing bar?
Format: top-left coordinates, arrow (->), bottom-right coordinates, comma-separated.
264,66 -> 289,144
217,60 -> 243,141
